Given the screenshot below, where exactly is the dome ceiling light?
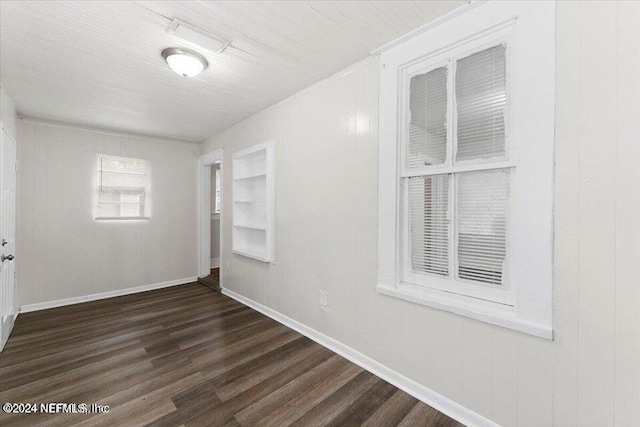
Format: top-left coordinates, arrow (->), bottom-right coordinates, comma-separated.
161,48 -> 208,78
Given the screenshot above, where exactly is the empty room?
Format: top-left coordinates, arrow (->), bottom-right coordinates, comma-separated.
0,1 -> 638,426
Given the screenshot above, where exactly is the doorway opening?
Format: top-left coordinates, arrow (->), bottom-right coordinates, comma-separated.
197,149 -> 224,292
200,161 -> 221,290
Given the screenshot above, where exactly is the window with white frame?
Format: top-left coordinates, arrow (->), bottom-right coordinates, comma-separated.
377,1 -> 555,339
402,41 -> 512,303
95,154 -> 151,220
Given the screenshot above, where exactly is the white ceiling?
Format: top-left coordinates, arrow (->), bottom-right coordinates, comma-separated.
0,1 -> 464,142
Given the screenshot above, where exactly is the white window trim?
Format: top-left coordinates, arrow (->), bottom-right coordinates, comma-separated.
377,1 -> 555,339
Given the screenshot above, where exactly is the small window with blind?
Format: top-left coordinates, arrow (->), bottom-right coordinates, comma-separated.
378,1 -> 555,339
95,155 -> 151,220
214,166 -> 221,214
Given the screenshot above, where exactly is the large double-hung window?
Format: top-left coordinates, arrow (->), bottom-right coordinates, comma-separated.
377,1 -> 555,339
403,42 -> 511,303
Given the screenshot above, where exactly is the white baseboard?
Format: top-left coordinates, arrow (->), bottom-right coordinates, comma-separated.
222,287 -> 499,427
210,257 -> 220,268
20,277 -> 198,313
1,312 -> 17,352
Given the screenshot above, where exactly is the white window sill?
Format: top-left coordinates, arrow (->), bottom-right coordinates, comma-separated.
376,283 -> 552,340
95,217 -> 150,221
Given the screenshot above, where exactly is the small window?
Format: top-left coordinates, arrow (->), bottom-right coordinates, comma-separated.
95,155 -> 150,220
214,166 -> 221,214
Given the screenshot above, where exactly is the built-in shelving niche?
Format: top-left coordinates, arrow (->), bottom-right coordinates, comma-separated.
232,141 -> 275,262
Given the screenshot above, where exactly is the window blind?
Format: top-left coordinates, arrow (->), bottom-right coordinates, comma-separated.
455,44 -> 506,162
408,66 -> 448,168
409,175 -> 450,276
456,169 -> 508,285
96,155 -> 150,219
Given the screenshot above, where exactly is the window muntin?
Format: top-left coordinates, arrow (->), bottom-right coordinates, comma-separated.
95,155 -> 150,220
403,42 -> 510,297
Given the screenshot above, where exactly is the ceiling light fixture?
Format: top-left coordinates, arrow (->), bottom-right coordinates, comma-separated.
161,48 -> 208,78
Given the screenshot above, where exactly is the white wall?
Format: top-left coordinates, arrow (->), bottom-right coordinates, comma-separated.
200,2 -> 640,426
17,120 -> 199,308
1,85 -> 17,141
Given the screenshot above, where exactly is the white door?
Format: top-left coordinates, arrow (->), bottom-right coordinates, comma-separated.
0,128 -> 17,349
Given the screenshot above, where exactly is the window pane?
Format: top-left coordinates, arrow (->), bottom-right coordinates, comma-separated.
96,203 -> 120,219
97,190 -> 122,204
408,66 -> 448,168
456,169 -> 508,285
455,44 -> 506,161
98,171 -> 147,188
97,188 -> 145,218
121,203 -> 143,217
409,175 -> 450,276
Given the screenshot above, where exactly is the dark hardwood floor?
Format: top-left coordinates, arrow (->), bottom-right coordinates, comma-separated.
0,283 -> 463,427
198,268 -> 220,291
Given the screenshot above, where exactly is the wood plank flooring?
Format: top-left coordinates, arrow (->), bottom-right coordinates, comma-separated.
198,268 -> 220,292
0,283 -> 464,427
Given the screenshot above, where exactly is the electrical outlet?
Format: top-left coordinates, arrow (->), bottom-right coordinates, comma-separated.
319,291 -> 328,308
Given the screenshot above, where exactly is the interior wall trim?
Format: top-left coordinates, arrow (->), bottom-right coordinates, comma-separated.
0,313 -> 17,352
18,116 -> 200,145
370,0 -> 486,55
222,287 -> 500,427
19,277 -> 198,313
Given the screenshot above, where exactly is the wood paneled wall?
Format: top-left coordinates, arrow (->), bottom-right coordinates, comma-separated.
1,85 -> 17,140
200,2 -> 640,425
17,121 -> 200,308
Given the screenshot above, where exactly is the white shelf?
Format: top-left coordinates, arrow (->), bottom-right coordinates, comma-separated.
232,141 -> 275,263
233,172 -> 266,180
232,248 -> 269,262
233,223 -> 267,231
